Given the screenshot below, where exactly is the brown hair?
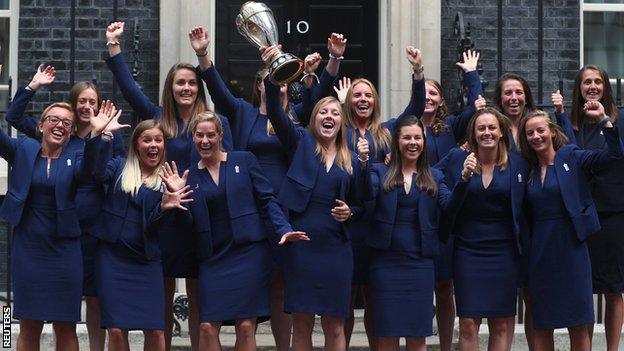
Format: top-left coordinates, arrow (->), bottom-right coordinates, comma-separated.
493,73 -> 536,120
308,96 -> 353,174
68,81 -> 101,112
518,110 -> 569,171
466,107 -> 511,172
252,67 -> 294,132
343,78 -> 391,153
160,63 -> 208,139
383,115 -> 438,196
190,111 -> 223,136
425,79 -> 450,136
571,65 -> 619,129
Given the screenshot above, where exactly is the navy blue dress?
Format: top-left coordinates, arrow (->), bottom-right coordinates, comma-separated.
96,191 -> 165,330
369,179 -> 434,337
526,166 -> 594,330
194,162 -> 273,322
107,52 -> 232,279
284,163 -> 354,317
453,167 -> 519,318
12,156 -> 83,322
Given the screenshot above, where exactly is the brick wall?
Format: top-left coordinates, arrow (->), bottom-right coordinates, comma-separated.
17,0 -> 160,120
441,0 -> 580,111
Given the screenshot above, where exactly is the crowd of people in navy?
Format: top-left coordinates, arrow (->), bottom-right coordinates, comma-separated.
3,20 -> 624,351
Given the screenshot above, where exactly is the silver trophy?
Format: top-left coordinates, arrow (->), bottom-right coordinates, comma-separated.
236,1 -> 304,85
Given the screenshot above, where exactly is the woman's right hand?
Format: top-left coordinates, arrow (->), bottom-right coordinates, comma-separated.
278,231 -> 310,245
552,89 -> 564,114
456,49 -> 480,73
106,21 -> 124,43
462,152 -> 477,181
28,64 -> 56,91
583,100 -> 606,121
90,100 -> 129,134
160,161 -> 189,192
161,185 -> 194,212
333,76 -> 351,104
303,52 -> 322,74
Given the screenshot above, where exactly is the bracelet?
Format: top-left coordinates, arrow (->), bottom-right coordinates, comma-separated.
412,65 -> 424,74
328,53 -> 344,60
195,51 -> 208,57
25,84 -> 35,91
357,154 -> 369,163
599,115 -> 611,128
300,72 -> 320,84
106,40 -> 120,47
101,131 -> 114,141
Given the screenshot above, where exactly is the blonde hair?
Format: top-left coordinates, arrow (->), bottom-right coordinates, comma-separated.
343,79 -> 391,153
190,111 -> 223,135
466,107 -> 511,172
40,102 -> 75,134
118,120 -> 165,196
308,97 -> 352,175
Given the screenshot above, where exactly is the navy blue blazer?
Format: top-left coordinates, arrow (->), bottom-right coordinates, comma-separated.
0,133 -> 85,238
359,163 -> 452,257
84,136 -> 166,261
199,64 -> 335,150
434,148 -> 529,252
377,77 -> 426,136
6,87 -> 127,227
105,52 -> 233,152
188,151 -> 293,259
530,126 -> 623,242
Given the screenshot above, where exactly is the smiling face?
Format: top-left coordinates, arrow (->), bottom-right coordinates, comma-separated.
398,124 -> 425,163
424,81 -> 443,115
474,113 -> 503,151
313,100 -> 342,143
39,106 -> 74,149
136,128 -> 165,172
580,68 -> 604,102
350,82 -> 375,121
193,120 -> 222,162
172,68 -> 199,108
524,116 -> 554,155
75,88 -> 98,125
500,79 -> 526,120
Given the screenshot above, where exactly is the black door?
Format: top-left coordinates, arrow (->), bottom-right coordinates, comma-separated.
215,0 -> 379,101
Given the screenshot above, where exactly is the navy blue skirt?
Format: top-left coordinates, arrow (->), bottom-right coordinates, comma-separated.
159,218 -> 199,279
96,241 -> 165,330
370,249 -> 434,337
81,233 -> 98,296
198,241 -> 272,322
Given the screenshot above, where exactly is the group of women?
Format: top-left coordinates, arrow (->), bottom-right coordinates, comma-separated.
4,19 -> 624,351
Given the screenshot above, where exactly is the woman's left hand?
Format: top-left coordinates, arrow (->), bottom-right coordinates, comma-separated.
331,199 -> 351,222
304,52 -> 322,74
259,45 -> 282,67
327,33 -> 347,58
90,100 -> 129,134
583,100 -> 606,121
455,49 -> 479,73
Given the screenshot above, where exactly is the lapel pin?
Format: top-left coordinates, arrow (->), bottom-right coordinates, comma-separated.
563,163 -> 569,171
600,130 -> 604,136
67,159 -> 72,167
195,183 -> 200,189
235,165 -> 240,173
517,173 -> 522,183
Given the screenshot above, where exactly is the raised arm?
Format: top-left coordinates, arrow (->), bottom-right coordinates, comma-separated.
449,50 -> 484,141
190,26 -> 244,120
105,22 -> 160,120
573,101 -> 623,169
398,46 -> 426,119
551,90 -> 577,144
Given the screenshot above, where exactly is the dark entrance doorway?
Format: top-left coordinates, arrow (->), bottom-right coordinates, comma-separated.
215,0 -> 379,101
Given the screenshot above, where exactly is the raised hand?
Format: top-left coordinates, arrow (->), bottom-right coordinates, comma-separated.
474,94 -> 486,110
462,152 -> 477,181
106,21 -> 124,42
327,33 -> 347,58
161,185 -> 194,211
28,64 -> 56,91
405,46 -> 422,70
90,100 -> 129,134
278,231 -> 310,245
304,52 -> 322,74
583,100 -> 606,122
333,77 -> 351,104
456,49 -> 480,73
160,161 -> 189,192
357,136 -> 369,163
259,45 -> 281,67
189,26 -> 210,55
331,199 -> 351,222
552,89 -> 564,114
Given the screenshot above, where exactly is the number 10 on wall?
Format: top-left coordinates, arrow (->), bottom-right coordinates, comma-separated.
286,20 -> 309,34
